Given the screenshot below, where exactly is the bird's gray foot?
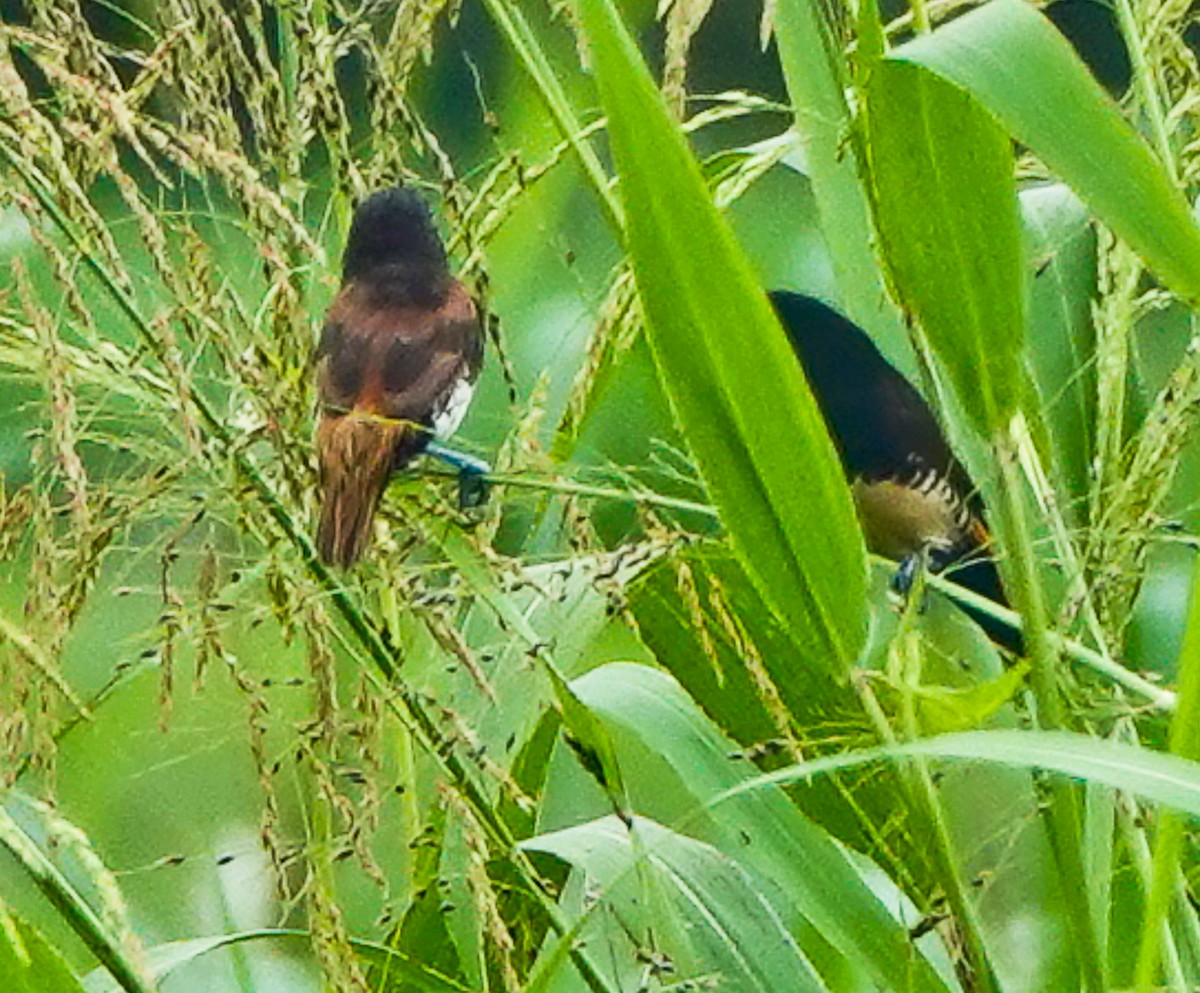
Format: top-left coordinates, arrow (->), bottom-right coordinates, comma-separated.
426,441 -> 491,510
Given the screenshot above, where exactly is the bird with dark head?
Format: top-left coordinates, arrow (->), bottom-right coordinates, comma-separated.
770,290 -> 1020,653
314,187 -> 485,568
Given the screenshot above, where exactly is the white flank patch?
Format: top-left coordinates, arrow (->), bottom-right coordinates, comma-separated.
432,376 -> 475,440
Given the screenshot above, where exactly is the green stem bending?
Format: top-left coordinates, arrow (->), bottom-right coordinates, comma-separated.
1134,550 -> 1200,990
857,660 -> 1001,993
480,0 -> 622,233
422,463 -> 1178,710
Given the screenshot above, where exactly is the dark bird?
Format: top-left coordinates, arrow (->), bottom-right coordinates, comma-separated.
770,290 -> 1020,653
315,187 -> 486,568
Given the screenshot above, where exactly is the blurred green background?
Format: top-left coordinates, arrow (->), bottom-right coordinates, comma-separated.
1,1 -> 1198,991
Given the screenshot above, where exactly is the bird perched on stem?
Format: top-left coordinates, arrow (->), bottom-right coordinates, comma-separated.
770,290 -> 1020,653
314,187 -> 487,568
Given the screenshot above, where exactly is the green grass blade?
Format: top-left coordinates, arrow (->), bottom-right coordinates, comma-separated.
1135,552 -> 1200,990
862,60 -> 1024,434
480,0 -> 622,232
0,906 -> 84,993
892,0 -> 1200,305
525,815 -> 830,993
723,730 -> 1200,817
567,663 -> 958,993
574,0 -> 868,674
0,805 -> 154,993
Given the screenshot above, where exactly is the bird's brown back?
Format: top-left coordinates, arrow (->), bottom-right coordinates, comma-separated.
314,269 -> 482,567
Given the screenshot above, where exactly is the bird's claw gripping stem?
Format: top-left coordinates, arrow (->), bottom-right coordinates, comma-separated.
426,441 -> 491,510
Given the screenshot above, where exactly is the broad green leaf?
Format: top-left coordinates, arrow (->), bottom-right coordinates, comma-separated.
405,523 -> 657,806
724,730 -> 1200,818
0,906 -> 83,993
892,0 -> 1200,305
524,815 -> 828,993
545,660 -> 632,821
574,0 -> 868,674
558,662 -> 958,993
1021,184 -> 1098,526
863,60 -> 1025,434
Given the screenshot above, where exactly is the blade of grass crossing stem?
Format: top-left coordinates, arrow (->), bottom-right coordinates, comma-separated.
481,0 -> 622,232
1135,552 -> 1200,991
0,805 -> 155,993
891,0 -> 1200,305
717,730 -> 1200,822
574,0 -> 868,675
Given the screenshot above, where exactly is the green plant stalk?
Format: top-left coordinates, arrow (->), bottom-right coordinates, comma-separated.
480,0 -> 622,232
994,431 -> 1105,993
923,569 -> 1174,710
1009,421 -> 1185,993
0,140 -> 619,993
1111,0 -> 1175,182
908,0 -> 932,34
1168,867 -> 1200,979
1082,783 -> 1115,963
857,652 -> 1000,993
1117,796 -> 1190,992
425,466 -> 717,519
1014,420 -> 1112,661
1134,549 -> 1200,990
276,6 -> 299,141
1089,244 -> 1134,575
0,608 -> 88,715
1135,817 -> 1190,993
0,805 -> 155,993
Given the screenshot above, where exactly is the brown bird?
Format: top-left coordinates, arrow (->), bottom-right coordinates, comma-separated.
315,187 -> 486,568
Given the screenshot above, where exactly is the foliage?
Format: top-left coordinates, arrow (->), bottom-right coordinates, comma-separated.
2,1 -> 1200,992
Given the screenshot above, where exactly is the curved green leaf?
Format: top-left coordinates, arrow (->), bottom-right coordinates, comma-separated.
1,907 -> 83,993
723,729 -> 1200,818
525,815 -> 828,993
563,662 -> 959,993
893,0 -> 1200,306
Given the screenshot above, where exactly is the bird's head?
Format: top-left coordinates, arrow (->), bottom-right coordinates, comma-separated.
341,187 -> 448,282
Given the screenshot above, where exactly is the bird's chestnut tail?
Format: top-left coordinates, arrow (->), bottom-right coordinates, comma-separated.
315,414 -> 410,568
